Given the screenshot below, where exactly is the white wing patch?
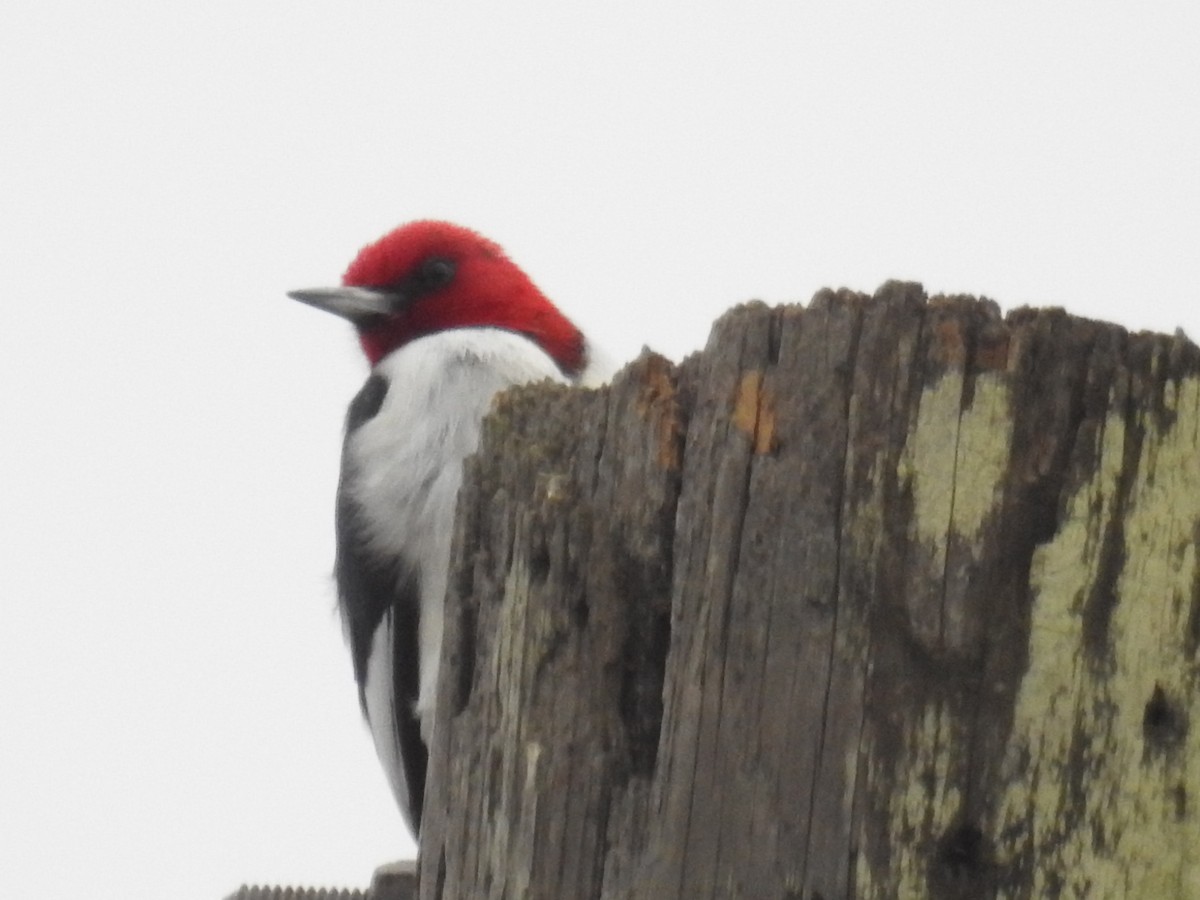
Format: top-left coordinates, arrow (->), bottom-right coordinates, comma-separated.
362,609 -> 421,833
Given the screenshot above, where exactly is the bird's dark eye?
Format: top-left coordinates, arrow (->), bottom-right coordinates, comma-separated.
419,257 -> 456,290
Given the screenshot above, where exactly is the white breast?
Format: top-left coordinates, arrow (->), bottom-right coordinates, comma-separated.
346,328 -> 576,735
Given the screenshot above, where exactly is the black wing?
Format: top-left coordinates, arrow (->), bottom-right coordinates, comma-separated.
335,373 -> 429,834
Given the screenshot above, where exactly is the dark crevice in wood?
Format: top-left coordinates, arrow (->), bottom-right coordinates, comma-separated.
1187,519 -> 1200,661
432,847 -> 446,900
937,347 -> 969,653
766,309 -> 783,365
451,603 -> 476,717
528,523 -> 552,586
618,600 -> 672,778
1082,352 -> 1144,670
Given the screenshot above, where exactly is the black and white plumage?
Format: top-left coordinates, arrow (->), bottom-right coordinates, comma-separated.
290,221 -> 611,836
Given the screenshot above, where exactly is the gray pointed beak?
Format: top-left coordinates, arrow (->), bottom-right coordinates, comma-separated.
287,286 -> 399,325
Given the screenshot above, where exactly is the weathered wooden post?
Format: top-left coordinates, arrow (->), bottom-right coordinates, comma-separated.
415,283 -> 1200,899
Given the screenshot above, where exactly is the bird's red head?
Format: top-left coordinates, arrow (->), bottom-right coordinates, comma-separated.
314,220 -> 586,373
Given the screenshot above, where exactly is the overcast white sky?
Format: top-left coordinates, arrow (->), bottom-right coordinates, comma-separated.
2,3 -> 1197,898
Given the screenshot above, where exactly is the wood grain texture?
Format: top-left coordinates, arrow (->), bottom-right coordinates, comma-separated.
417,285 -> 1200,899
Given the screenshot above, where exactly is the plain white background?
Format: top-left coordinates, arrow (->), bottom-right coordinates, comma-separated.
2,3 -> 1197,898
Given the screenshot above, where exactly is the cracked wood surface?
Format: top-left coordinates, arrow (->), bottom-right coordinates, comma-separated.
417,283 -> 1200,900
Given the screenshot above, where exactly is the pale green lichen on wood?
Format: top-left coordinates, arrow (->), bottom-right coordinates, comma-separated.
949,374 -> 1012,539
856,375 -> 1010,898
856,370 -> 1200,897
903,373 -> 1012,562
997,375 -> 1200,899
856,704 -> 966,898
992,396 -> 1128,897
901,374 -> 961,570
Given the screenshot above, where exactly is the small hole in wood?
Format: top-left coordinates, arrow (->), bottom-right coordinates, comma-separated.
937,823 -> 985,873
928,822 -> 997,899
1143,683 -> 1187,748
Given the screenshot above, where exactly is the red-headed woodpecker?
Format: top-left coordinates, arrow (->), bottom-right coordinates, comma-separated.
289,221 -> 611,837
